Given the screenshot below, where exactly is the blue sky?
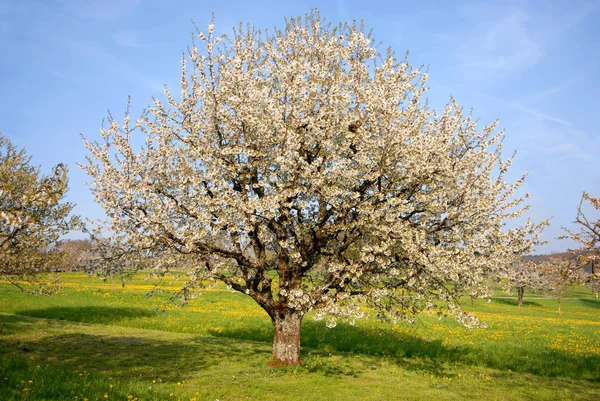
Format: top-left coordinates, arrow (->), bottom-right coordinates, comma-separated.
1,0 -> 598,253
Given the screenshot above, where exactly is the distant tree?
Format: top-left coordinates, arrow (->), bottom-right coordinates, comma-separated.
538,257 -> 582,315
588,277 -> 600,298
461,264 -> 497,307
82,236 -> 175,293
0,135 -> 79,293
507,260 -> 544,307
81,11 -> 546,365
56,239 -> 95,273
563,193 -> 599,276
466,283 -> 492,307
562,192 -> 599,298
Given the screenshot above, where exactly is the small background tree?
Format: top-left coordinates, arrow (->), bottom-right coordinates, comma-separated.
0,134 -> 79,293
563,192 -> 599,282
588,277 -> 600,298
56,239 -> 95,273
537,257 -> 582,315
461,265 -> 498,307
82,11 -> 545,365
507,259 -> 545,307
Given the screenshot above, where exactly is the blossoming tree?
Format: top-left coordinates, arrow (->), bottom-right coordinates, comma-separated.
82,11 -> 545,365
0,134 -> 79,293
537,257 -> 582,315
507,259 -> 545,307
563,192 -> 599,281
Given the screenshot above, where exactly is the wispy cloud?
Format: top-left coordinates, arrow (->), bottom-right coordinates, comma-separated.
457,10 -> 544,81
497,100 -> 571,128
467,86 -> 572,127
520,126 -> 598,165
66,40 -> 164,94
440,2 -> 600,83
464,86 -> 600,167
57,0 -> 141,22
519,77 -> 583,104
112,30 -> 144,49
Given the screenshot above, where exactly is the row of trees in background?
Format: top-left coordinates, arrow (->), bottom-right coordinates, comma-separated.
1,10 -> 598,366
506,257 -> 585,313
468,192 -> 600,311
517,193 -> 600,308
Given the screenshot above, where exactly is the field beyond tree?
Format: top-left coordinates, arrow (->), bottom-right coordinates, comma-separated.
1,273 -> 599,400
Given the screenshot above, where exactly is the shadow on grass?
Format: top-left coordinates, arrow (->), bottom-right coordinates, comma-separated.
210,319 -> 600,381
6,307 -> 600,382
492,298 -> 544,307
579,299 -> 600,309
17,306 -> 154,325
0,315 -> 270,382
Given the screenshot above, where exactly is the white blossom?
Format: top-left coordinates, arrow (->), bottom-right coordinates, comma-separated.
81,10 -> 547,363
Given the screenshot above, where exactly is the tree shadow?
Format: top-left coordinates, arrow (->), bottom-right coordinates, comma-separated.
5,307 -> 600,382
0,314 -> 271,381
492,298 -> 544,307
579,299 -> 600,309
212,319 -> 600,381
0,313 -> 53,336
17,306 -> 155,325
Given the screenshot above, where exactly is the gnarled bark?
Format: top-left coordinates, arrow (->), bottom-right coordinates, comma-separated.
269,309 -> 303,366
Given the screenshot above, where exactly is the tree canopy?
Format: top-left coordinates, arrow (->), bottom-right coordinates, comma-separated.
82,11 -> 546,365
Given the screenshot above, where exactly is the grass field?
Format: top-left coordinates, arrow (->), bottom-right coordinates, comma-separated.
1,273 -> 599,400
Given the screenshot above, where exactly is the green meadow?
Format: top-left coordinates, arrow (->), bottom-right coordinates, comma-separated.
1,273 -> 599,400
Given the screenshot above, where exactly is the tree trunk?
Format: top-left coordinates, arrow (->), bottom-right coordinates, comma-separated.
557,295 -> 562,316
517,287 -> 524,307
470,295 -> 476,307
269,309 -> 303,366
